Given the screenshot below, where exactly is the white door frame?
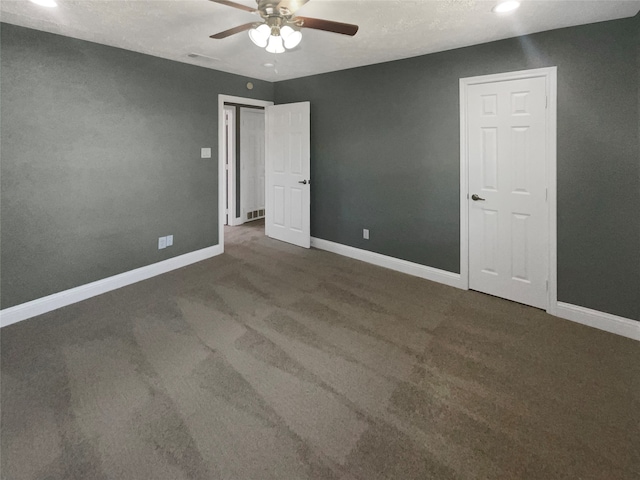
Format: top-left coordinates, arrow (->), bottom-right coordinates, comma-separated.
218,95 -> 274,252
459,66 -> 558,314
223,105 -> 237,226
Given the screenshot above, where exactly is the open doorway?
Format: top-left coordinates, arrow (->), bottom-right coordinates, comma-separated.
218,95 -> 311,252
218,95 -> 273,249
223,103 -> 266,226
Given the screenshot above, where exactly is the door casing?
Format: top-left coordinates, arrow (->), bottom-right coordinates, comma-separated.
459,67 -> 558,314
218,95 -> 274,252
223,105 -> 236,226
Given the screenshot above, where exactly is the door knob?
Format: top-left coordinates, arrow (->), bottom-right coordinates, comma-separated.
471,194 -> 485,201
298,179 -> 309,185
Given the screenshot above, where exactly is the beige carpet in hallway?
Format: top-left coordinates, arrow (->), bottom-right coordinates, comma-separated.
1,220 -> 639,479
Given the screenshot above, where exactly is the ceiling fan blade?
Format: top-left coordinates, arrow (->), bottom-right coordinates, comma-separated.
208,0 -> 257,14
275,0 -> 311,15
210,22 -> 256,39
296,16 -> 359,36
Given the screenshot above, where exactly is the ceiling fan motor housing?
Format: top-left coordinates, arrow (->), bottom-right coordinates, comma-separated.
257,0 -> 294,17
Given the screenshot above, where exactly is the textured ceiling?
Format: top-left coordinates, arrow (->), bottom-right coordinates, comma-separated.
1,0 -> 639,81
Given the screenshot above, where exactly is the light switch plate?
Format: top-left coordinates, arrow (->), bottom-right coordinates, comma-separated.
201,147 -> 212,159
158,237 -> 167,249
363,229 -> 370,240
166,235 -> 174,247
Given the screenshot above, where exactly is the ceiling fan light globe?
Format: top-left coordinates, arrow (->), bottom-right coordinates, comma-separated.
248,31 -> 268,48
283,30 -> 302,49
266,35 -> 285,54
280,25 -> 294,39
248,24 -> 270,47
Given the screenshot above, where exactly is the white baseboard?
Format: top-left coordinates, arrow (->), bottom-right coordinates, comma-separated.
4,238 -> 637,342
555,302 -> 639,341
310,237 -> 464,289
310,237 -> 639,342
0,245 -> 224,328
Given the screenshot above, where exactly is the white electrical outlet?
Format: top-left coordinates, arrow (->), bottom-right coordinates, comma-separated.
158,237 -> 167,249
201,147 -> 212,159
166,235 -> 174,247
363,229 -> 370,240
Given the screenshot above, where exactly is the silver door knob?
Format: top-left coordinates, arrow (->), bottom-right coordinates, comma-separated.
471,194 -> 485,201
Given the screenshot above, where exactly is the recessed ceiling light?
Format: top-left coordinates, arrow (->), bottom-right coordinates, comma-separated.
263,63 -> 275,68
29,0 -> 58,7
492,1 -> 520,13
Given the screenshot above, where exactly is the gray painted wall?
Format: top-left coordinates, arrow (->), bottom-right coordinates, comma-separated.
1,23 -> 273,309
2,17 -> 638,322
274,15 -> 640,321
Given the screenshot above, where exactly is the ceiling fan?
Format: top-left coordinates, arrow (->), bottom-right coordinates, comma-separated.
208,0 -> 359,53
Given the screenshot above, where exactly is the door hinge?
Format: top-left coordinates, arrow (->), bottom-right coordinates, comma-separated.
545,96 -> 548,109
546,280 -> 549,291
545,188 -> 548,202
225,209 -> 229,215
225,164 -> 229,170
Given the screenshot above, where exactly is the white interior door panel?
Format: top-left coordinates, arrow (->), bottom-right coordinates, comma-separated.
467,76 -> 548,308
265,102 -> 311,248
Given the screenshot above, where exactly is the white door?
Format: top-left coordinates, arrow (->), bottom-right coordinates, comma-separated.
467,76 -> 548,309
240,108 -> 265,221
265,102 -> 311,248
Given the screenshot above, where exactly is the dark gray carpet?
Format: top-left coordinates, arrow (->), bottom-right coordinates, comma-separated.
2,220 -> 639,480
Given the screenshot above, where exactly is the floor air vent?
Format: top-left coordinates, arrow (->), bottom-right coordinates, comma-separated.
247,210 -> 265,220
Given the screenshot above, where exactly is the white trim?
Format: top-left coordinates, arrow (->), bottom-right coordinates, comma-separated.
310,238 -> 639,342
223,105 -> 240,227
0,245 -> 223,328
459,67 -> 558,313
459,77 -> 470,290
546,69 -> 559,315
5,238 -> 636,342
556,303 -> 640,341
311,237 -> 464,289
218,95 -> 273,246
